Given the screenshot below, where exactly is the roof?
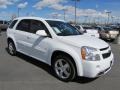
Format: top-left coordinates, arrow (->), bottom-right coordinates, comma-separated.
14,16 -> 66,22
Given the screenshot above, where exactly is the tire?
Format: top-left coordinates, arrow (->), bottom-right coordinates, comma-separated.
8,40 -> 16,56
53,54 -> 76,82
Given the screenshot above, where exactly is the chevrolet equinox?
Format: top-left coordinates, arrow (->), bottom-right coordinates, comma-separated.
7,17 -> 114,82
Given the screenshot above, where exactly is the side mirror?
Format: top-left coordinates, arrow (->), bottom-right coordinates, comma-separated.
36,30 -> 47,37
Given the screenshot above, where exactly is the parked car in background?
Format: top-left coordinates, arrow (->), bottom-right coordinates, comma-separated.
7,17 -> 114,82
82,26 -> 100,38
0,20 -> 9,31
100,26 -> 119,41
75,25 -> 86,33
93,26 -> 105,38
110,25 -> 120,35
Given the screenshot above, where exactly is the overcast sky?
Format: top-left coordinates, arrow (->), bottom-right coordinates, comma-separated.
0,0 -> 120,22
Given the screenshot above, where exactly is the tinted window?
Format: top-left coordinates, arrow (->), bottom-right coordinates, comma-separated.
30,20 -> 48,34
16,19 -> 30,32
94,27 -> 101,30
103,27 -> 112,30
9,20 -> 17,29
83,26 -> 94,29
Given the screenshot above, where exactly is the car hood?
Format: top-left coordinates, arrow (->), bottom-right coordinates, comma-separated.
57,35 -> 109,49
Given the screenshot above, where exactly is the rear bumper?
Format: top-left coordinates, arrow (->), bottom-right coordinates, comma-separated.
101,34 -> 118,40
81,53 -> 114,78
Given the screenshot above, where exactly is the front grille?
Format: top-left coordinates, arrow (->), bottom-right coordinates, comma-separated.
100,46 -> 109,51
102,51 -> 111,59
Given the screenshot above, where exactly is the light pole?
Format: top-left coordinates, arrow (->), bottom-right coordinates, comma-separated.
84,15 -> 88,24
75,0 -> 77,24
72,0 -> 80,25
111,16 -> 114,24
63,8 -> 67,21
105,11 -> 111,24
18,8 -> 20,17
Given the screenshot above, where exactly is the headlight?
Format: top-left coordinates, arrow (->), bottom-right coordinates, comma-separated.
81,46 -> 100,61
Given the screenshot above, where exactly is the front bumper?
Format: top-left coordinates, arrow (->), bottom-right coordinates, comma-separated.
81,53 -> 114,78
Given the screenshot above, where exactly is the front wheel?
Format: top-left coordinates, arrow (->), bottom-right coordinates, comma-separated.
53,55 -> 76,82
8,41 -> 16,56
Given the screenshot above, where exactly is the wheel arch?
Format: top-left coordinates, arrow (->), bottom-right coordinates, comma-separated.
51,50 -> 78,76
7,37 -> 17,50
50,49 -> 84,76
7,37 -> 14,43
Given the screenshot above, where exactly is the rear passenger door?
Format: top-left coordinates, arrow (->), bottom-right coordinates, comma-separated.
15,19 -> 31,54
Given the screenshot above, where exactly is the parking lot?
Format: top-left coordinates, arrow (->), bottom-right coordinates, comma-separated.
0,31 -> 120,90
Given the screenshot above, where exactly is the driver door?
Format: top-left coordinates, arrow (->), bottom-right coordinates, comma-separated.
27,19 -> 52,63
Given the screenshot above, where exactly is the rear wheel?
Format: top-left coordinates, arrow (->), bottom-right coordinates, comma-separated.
8,40 -> 16,56
53,55 -> 76,82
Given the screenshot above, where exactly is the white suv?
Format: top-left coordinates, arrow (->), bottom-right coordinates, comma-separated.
7,17 -> 114,82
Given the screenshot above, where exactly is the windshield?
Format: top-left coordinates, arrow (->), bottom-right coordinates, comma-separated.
94,27 -> 104,30
46,20 -> 81,36
103,27 -> 112,30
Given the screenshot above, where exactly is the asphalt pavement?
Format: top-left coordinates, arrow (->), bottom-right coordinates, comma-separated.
0,31 -> 120,90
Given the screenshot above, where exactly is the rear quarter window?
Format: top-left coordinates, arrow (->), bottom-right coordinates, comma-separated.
9,20 -> 18,29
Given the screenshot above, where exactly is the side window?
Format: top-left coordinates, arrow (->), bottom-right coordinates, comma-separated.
30,20 -> 48,34
9,20 -> 18,29
16,19 -> 30,32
